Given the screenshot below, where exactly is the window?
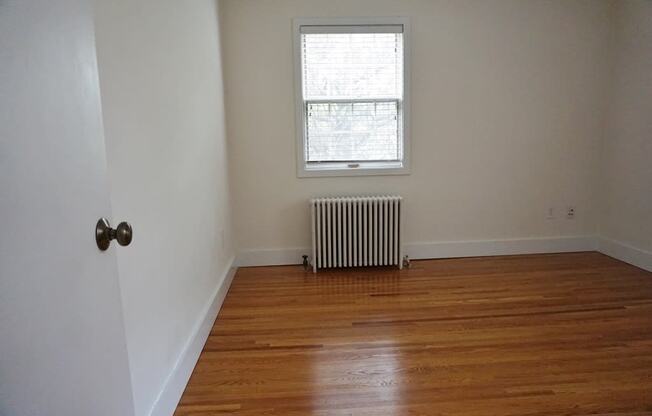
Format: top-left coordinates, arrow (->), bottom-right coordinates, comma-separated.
294,18 -> 410,177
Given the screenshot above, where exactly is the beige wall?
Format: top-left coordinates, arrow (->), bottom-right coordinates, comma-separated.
95,1 -> 234,415
600,0 -> 652,254
221,0 -> 612,257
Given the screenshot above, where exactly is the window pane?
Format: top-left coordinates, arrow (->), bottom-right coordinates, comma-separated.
306,100 -> 401,162
302,33 -> 403,100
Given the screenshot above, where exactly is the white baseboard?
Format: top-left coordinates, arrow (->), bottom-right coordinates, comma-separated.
236,247 -> 308,267
149,257 -> 238,416
236,236 -> 597,267
597,237 -> 652,272
406,236 -> 597,260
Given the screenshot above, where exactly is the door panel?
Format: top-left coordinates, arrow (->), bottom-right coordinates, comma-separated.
0,1 -> 135,415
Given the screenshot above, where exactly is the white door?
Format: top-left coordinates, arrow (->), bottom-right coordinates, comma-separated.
0,1 -> 135,415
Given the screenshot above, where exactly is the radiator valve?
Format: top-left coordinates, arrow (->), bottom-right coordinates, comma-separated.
302,255 -> 310,270
403,255 -> 411,269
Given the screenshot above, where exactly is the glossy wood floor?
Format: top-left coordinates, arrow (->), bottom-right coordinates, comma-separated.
175,252 -> 652,415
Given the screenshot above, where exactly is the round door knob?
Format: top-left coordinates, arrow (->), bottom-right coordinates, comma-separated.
96,218 -> 133,251
114,222 -> 133,247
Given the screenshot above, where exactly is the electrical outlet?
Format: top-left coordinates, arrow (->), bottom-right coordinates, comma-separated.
566,206 -> 576,219
546,207 -> 556,219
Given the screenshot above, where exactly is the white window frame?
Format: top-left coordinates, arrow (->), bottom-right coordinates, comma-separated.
293,17 -> 411,178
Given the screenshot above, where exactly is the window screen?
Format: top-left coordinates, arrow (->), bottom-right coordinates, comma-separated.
300,27 -> 405,164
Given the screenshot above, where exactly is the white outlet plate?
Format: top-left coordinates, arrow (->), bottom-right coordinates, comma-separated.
567,206 -> 576,219
546,207 -> 555,219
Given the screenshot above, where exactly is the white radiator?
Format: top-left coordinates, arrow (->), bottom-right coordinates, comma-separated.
310,195 -> 403,273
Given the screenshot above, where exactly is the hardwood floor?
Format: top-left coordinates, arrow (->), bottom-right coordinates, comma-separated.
175,252 -> 652,415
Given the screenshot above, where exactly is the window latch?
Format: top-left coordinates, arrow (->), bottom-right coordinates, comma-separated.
347,163 -> 360,168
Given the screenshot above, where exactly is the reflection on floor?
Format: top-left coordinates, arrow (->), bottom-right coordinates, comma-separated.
175,252 -> 652,415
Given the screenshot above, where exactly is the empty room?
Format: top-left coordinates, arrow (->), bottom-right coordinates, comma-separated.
1,0 -> 651,415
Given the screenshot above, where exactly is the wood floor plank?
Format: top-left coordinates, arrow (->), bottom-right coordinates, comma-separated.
175,252 -> 652,415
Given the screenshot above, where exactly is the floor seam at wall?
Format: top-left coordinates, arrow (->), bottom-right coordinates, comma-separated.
235,236 -> 598,267
597,237 -> 652,273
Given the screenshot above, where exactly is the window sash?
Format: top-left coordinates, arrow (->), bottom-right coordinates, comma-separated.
304,99 -> 403,163
300,24 -> 404,34
301,32 -> 404,101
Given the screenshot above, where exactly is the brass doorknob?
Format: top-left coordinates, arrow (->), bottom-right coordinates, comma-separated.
96,218 -> 133,251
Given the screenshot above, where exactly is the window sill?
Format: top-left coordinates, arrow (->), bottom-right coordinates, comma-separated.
298,162 -> 410,178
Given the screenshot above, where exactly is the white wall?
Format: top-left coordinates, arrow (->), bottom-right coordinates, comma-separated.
599,0 -> 652,266
221,0 -> 613,262
94,1 -> 234,415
